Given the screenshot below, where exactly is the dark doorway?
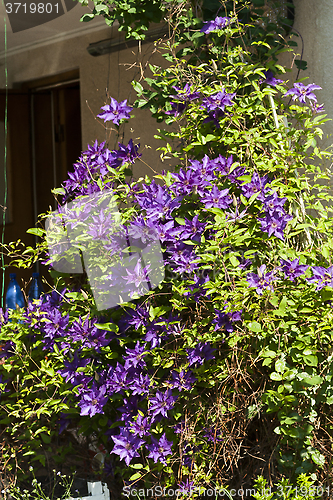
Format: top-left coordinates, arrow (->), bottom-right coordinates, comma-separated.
27,71 -> 82,216
0,70 -> 82,303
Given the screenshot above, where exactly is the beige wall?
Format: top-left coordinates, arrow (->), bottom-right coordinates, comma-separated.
3,1 -> 333,174
293,0 -> 333,150
1,26 -> 175,180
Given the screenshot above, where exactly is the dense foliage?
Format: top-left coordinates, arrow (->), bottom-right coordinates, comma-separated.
2,0 -> 333,497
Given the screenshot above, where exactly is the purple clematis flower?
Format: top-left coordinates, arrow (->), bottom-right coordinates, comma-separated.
105,363 -> 135,395
78,383 -> 108,417
127,215 -> 158,244
41,309 -> 69,351
170,369 -> 197,391
247,264 -> 277,295
171,83 -> 201,101
201,185 -> 232,209
166,84 -> 200,116
144,323 -> 165,349
58,352 -> 90,383
0,308 -> 9,327
280,258 -> 308,282
310,101 -> 325,114
263,192 -> 287,215
128,373 -> 152,395
178,479 -> 195,494
203,426 -> 223,442
118,396 -> 139,422
122,259 -> 151,295
116,139 -> 141,164
259,211 -> 293,241
165,101 -> 187,117
0,340 -> 15,359
118,304 -> 150,333
186,342 -> 215,367
130,413 -> 151,437
203,109 -> 226,127
180,215 -> 206,243
58,413 -> 71,435
285,83 -> 322,104
171,250 -> 199,274
241,172 -> 270,200
228,166 -> 246,185
123,341 -> 148,371
212,154 -> 234,176
136,181 -> 181,221
170,168 -> 209,196
202,89 -> 235,113
111,428 -> 145,466
67,316 -> 111,351
149,389 -> 178,420
260,70 -> 283,87
97,98 -> 132,126
226,206 -> 248,222
213,306 -> 242,333
201,16 -> 231,33
307,265 -> 333,290
188,155 -> 216,182
184,273 -> 210,303
173,420 -> 188,435
146,433 -> 173,465
153,221 -> 179,243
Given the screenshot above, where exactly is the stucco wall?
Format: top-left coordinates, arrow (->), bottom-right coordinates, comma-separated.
2,25 -> 175,180
292,0 -> 333,150
3,1 -> 332,172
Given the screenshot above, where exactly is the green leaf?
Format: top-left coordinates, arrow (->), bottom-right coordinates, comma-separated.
132,81 -> 144,95
95,4 -> 108,13
273,296 -> 287,317
275,358 -> 285,373
95,322 -> 118,333
261,350 -> 277,358
303,355 -> 318,367
40,433 -> 51,444
248,321 -> 261,332
51,187 -> 65,195
80,13 -> 95,21
302,375 -> 323,386
295,59 -> 308,71
26,228 -> 45,237
130,463 -> 143,469
129,472 -> 142,481
270,372 -> 282,381
229,254 -> 240,267
310,450 -> 325,467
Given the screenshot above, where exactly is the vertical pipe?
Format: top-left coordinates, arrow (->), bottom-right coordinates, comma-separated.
1,19 -> 8,308
30,92 -> 39,273
50,90 -> 57,209
268,94 -> 312,246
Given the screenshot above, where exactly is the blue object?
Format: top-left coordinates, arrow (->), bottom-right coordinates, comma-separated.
5,273 -> 25,310
28,272 -> 44,302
